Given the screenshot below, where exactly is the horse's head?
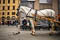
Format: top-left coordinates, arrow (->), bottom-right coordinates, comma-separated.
19,6 -> 31,15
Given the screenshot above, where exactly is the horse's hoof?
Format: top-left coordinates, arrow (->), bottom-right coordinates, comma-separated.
13,32 -> 20,35
30,33 -> 35,36
49,32 -> 54,36
49,33 -> 53,36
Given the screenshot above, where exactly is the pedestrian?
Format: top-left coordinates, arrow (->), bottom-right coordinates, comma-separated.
22,18 -> 27,30
13,21 -> 15,25
11,21 -> 13,25
1,22 -> 2,25
15,20 -> 18,27
8,21 -> 10,26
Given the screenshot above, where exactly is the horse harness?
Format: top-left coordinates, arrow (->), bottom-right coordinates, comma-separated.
26,8 -> 38,21
26,8 -> 54,21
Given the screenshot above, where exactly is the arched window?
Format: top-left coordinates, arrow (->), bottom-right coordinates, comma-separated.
8,0 -> 10,3
13,0 -> 15,3
7,16 -> 10,20
3,0 -> 5,4
2,12 -> 4,15
2,16 -> 5,21
11,16 -> 16,20
12,12 -> 15,15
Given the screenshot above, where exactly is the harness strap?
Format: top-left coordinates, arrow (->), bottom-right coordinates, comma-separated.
26,10 -> 38,21
26,8 -> 32,17
35,10 -> 37,21
40,11 -> 46,17
26,16 -> 34,18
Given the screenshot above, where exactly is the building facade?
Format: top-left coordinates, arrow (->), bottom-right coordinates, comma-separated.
0,0 -> 20,24
20,0 -> 59,21
0,0 -> 59,24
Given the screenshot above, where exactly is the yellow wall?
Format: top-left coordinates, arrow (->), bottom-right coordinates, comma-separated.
34,0 -> 39,10
0,0 -> 20,23
0,0 -> 58,23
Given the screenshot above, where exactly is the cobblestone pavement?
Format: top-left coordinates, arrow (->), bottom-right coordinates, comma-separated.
0,25 -> 60,40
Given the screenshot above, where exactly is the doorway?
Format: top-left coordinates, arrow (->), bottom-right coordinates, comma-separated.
58,0 -> 60,21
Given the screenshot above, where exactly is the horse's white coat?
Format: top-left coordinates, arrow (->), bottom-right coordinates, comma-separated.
19,6 -> 55,17
19,6 -> 55,34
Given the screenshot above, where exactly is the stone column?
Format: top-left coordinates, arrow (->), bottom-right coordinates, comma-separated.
34,0 -> 40,10
52,0 -> 58,13
52,0 -> 58,20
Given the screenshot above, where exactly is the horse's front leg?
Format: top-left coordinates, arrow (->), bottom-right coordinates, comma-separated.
29,19 -> 35,35
49,21 -> 56,35
13,24 -> 21,35
17,24 -> 21,33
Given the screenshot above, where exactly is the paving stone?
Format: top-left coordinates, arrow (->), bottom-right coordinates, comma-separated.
0,25 -> 60,40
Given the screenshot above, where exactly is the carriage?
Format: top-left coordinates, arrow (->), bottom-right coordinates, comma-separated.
16,6 -> 60,35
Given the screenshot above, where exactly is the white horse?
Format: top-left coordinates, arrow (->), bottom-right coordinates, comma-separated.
18,6 -> 55,35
